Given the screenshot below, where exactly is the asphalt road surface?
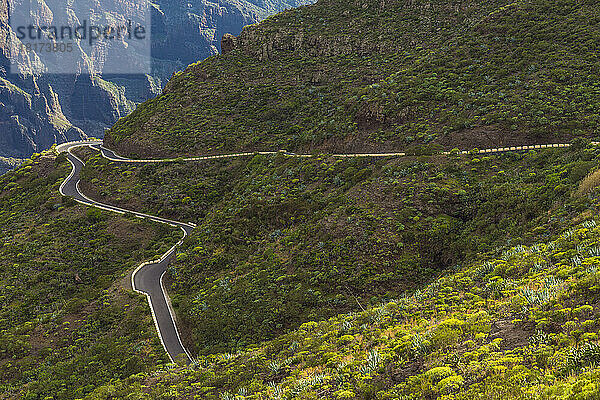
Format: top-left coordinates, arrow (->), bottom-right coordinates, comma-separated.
58,141 -> 193,364
55,138 -> 593,365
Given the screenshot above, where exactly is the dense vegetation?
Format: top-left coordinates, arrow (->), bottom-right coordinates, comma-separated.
82,145 -> 600,398
106,0 -> 600,157
8,144 -> 600,398
3,0 -> 600,398
77,141 -> 597,355
0,151 -> 180,398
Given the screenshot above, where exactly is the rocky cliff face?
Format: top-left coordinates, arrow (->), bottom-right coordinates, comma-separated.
0,0 -> 312,163
229,0 -> 509,60
0,76 -> 85,157
152,0 -> 313,66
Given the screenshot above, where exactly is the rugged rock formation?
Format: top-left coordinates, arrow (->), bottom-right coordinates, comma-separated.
0,74 -> 86,157
0,0 -> 313,165
221,33 -> 238,54
232,0 -> 507,61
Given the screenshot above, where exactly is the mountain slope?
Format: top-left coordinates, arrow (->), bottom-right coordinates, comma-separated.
106,0 -> 600,157
3,0 -> 600,398
0,151 -> 181,398
75,139 -> 598,353
82,199 -> 600,399
85,0 -> 600,397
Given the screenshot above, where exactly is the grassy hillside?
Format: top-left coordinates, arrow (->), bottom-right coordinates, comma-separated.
76,142 -> 597,356
0,152 -> 180,399
3,0 -> 600,398
78,0 -> 600,395
105,0 -> 600,157
82,146 -> 600,398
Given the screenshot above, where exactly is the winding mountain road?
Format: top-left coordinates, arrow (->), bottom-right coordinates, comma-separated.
56,138 -> 595,365
95,142 -> 579,163
58,141 -> 193,364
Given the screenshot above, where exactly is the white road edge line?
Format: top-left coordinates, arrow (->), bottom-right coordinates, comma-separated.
97,141 -> 600,163
160,269 -> 194,361
130,227 -> 189,364
57,138 -> 600,364
59,143 -> 193,364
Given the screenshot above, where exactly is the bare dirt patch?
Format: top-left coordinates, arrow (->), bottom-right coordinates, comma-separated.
434,125 -> 573,150
489,319 -> 533,351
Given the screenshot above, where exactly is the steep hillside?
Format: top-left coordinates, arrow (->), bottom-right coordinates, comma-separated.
76,140 -> 597,354
106,0 -> 600,157
3,0 -> 600,398
0,151 -> 181,398
7,142 -> 600,398
85,0 -> 600,397
81,193 -> 600,399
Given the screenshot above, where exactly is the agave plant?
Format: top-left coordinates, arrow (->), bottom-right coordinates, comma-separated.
370,306 -> 388,323
412,334 -> 430,357
220,392 -> 235,400
311,373 -> 327,385
544,276 -> 562,287
288,340 -> 300,353
164,363 -> 176,370
563,228 -> 577,239
272,385 -> 284,399
530,244 -> 544,253
291,376 -> 316,396
589,246 -> 600,257
337,360 -> 349,370
581,220 -> 597,229
502,245 -> 528,259
562,342 -> 600,374
520,277 -> 562,307
521,287 -> 551,306
359,350 -> 382,375
425,280 -> 442,295
475,261 -> 495,277
218,353 -> 236,362
528,330 -> 551,347
576,244 -> 587,255
530,262 -> 548,273
268,361 -> 282,375
413,289 -> 424,301
585,265 -> 599,275
340,320 -> 353,333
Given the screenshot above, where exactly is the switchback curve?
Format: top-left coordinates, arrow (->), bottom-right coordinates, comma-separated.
58,141 -> 193,364
56,137 -> 595,364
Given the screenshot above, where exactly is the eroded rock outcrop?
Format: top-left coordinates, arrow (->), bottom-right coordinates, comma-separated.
221,33 -> 238,54
0,0 -> 314,164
